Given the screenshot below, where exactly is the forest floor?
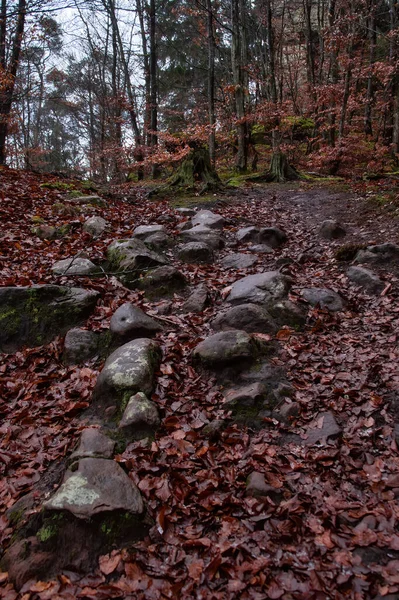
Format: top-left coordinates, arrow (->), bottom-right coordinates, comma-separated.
1,167 -> 399,599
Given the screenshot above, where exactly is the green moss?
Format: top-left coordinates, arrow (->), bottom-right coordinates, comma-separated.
36,513 -> 65,544
7,507 -> 25,527
40,182 -> 77,191
31,215 -> 45,224
98,511 -> 142,544
335,243 -> 366,262
37,524 -> 58,542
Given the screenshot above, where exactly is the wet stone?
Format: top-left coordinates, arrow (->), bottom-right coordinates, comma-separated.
144,231 -> 171,250
248,244 -> 274,254
193,330 -> 257,368
110,302 -> 163,342
220,253 -> 257,270
133,224 -> 166,240
191,209 -> 225,230
107,238 -> 168,286
354,242 -> 399,265
71,195 -> 107,207
119,392 -> 160,438
139,266 -> 187,298
223,382 -> 268,408
212,303 -> 277,334
181,283 -> 210,313
179,225 -> 224,249
347,266 -> 385,294
33,224 -> 58,240
227,271 -> 292,306
258,227 -> 287,248
236,226 -> 260,243
64,328 -> 99,364
177,242 -> 214,264
319,219 -> 346,240
70,429 -> 115,462
83,216 -> 107,237
301,287 -> 344,312
52,257 -> 97,276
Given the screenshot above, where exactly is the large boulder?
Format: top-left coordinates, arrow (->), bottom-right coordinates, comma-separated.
347,266 -> 385,294
110,302 -> 163,342
220,253 -> 257,270
193,330 -> 258,368
212,303 -> 277,334
179,225 -> 224,250
139,266 -> 187,298
354,242 -> 399,265
177,242 -> 214,264
191,209 -> 225,230
0,285 -> 100,353
227,271 -> 292,306
52,257 -> 97,276
301,288 -> 344,312
93,338 -> 161,409
107,239 -> 168,286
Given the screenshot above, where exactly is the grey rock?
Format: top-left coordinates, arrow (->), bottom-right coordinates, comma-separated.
93,338 -> 161,408
354,242 -> 399,265
119,392 -> 160,438
139,266 -> 187,298
223,382 -> 268,408
44,457 -> 143,519
212,303 -> 277,334
319,219 -> 346,240
52,257 -> 97,276
303,411 -> 341,445
64,328 -> 99,363
0,285 -> 100,353
133,224 -> 166,240
191,209 -> 225,230
347,266 -> 385,294
227,271 -> 292,306
248,244 -> 274,254
71,195 -> 107,207
268,299 -> 307,329
301,287 -> 344,312
276,401 -> 300,423
181,284 -> 210,313
193,330 -> 257,367
33,224 -> 58,240
144,232 -> 171,251
110,303 -> 163,341
177,242 -> 214,264
70,429 -> 115,462
236,226 -> 260,243
258,227 -> 287,248
107,239 -> 168,286
246,472 -> 283,502
155,300 -> 173,315
175,207 -> 197,217
83,216 -> 107,237
220,253 -> 257,269
179,225 -> 224,249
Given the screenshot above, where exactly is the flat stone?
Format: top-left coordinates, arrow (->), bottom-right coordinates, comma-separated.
246,472 -> 282,502
64,328 -> 99,363
70,429 -> 115,462
83,216 -> 107,237
177,242 -> 214,264
71,195 -> 107,207
93,338 -> 161,407
44,457 -> 143,519
133,224 -> 166,240
110,303 -> 163,341
301,287 -> 344,312
181,284 -> 210,313
119,392 -> 160,437
179,225 -> 224,249
107,239 -> 168,286
191,210 -> 225,230
0,285 -> 100,353
227,271 -> 292,306
52,257 -> 97,276
223,382 -> 268,407
212,303 -> 277,334
319,219 -> 346,239
303,411 -> 341,445
258,227 -> 287,248
236,226 -> 260,243
248,244 -> 274,254
220,253 -> 257,269
347,266 -> 385,294
193,330 -> 257,367
139,266 -> 187,298
354,242 -> 399,265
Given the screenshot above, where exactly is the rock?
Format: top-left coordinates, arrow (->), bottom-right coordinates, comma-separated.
227,271 -> 292,306
181,284 -> 210,313
45,457 -> 143,519
70,429 -> 115,462
220,253 -> 257,269
246,472 -> 283,502
144,232 -> 171,250
258,227 -> 287,248
177,242 -> 214,264
71,195 -> 107,207
52,257 -> 97,276
83,216 -> 107,237
139,266 -> 187,298
133,224 -> 166,240
64,328 -> 99,363
110,303 -> 163,342
107,239 -> 168,286
236,226 -> 260,243
175,207 -> 196,217
347,266 -> 385,294
223,382 -> 268,408
354,242 -> 399,265
191,209 -> 225,230
155,300 -> 173,315
193,330 -> 258,367
33,224 -> 58,240
248,244 -> 274,254
301,287 -> 344,312
179,225 -> 224,249
93,338 -> 161,408
0,285 -> 100,353
303,411 -> 341,445
319,219 -> 346,239
276,400 -> 300,423
212,303 -> 277,334
268,299 -> 307,329
119,392 -> 160,438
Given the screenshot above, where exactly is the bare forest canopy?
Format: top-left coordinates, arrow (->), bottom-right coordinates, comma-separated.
1,0 -> 399,181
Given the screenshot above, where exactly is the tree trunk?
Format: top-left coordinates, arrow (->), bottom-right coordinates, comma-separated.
168,147 -> 221,192
231,0 -> 248,173
149,0 -> 160,179
207,0 -> 216,168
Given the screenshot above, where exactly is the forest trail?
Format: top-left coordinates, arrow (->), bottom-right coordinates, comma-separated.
1,171 -> 399,599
